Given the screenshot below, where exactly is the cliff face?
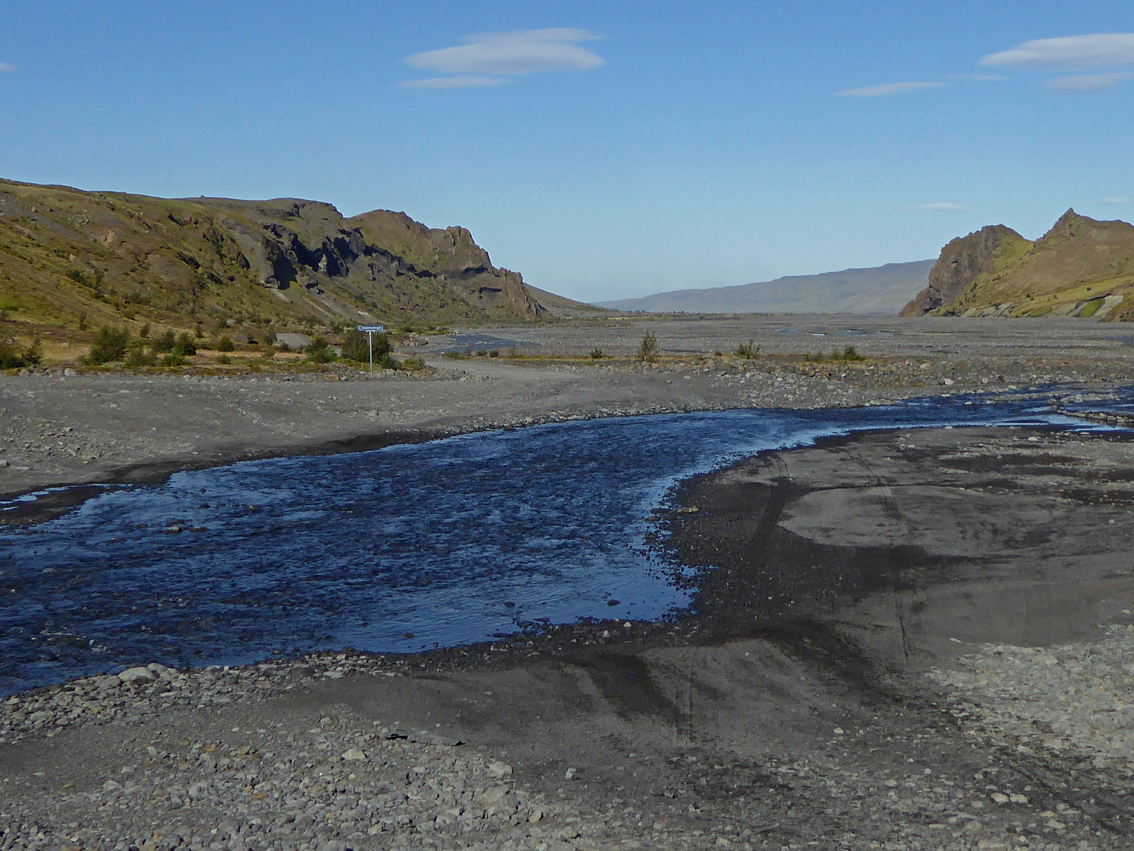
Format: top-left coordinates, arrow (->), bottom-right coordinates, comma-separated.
901,210 -> 1134,321
899,226 -> 1026,316
0,180 -> 547,330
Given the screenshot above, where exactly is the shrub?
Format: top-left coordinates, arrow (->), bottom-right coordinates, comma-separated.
125,341 -> 155,368
160,351 -> 186,367
215,336 -> 235,352
734,339 -> 760,359
341,328 -> 392,363
0,335 -> 41,369
636,330 -> 657,363
153,330 -> 176,353
85,327 -> 131,365
78,312 -> 88,331
589,347 -> 604,359
174,333 -> 197,356
217,354 -> 231,365
261,345 -> 276,359
304,336 -> 335,364
139,322 -> 150,339
837,345 -> 864,362
401,355 -> 425,370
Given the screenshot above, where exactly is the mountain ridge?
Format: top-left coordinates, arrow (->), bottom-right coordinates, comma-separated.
598,260 -> 934,315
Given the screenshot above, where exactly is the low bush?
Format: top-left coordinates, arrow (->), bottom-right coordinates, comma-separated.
85,327 -> 132,365
215,336 -> 235,352
153,330 -> 177,353
0,335 -> 41,369
589,347 -> 604,359
305,336 -> 335,364
637,330 -> 657,363
341,328 -> 391,363
125,341 -> 155,368
175,333 -> 197,356
734,339 -> 760,359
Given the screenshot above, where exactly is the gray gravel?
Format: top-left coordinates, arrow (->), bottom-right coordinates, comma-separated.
4,316 -> 1134,849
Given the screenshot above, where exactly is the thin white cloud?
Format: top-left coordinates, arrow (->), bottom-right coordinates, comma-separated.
405,28 -> 605,77
1095,197 -> 1128,205
836,81 -> 945,98
947,73 -> 1007,82
908,203 -> 969,212
981,33 -> 1134,70
0,63 -> 14,73
398,75 -> 513,89
1045,72 -> 1132,94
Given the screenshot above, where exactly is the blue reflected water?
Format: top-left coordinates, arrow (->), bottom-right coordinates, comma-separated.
0,392 -> 1125,694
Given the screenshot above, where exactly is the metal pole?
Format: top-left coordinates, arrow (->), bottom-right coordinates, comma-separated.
368,331 -> 373,373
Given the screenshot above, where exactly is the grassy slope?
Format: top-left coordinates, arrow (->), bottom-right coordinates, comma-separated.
0,180 -> 549,341
934,211 -> 1134,320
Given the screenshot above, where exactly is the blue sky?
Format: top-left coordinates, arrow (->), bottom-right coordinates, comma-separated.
2,2 -> 1133,302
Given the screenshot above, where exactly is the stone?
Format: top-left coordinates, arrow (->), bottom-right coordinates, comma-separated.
341,748 -> 366,762
118,666 -> 157,683
486,761 -> 512,778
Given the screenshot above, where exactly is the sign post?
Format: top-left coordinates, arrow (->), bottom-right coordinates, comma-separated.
357,325 -> 385,373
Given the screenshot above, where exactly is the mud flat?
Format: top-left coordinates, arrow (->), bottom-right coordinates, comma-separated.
3,317 -> 1134,849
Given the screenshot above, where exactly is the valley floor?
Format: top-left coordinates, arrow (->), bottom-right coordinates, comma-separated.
3,315 -> 1134,849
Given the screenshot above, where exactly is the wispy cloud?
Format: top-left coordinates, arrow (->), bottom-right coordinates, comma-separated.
398,75 -> 513,89
1045,72 -> 1132,94
946,73 -> 1007,82
0,63 -> 14,73
981,33 -> 1134,70
403,29 -> 605,88
1096,197 -> 1128,205
836,81 -> 945,98
907,202 -> 969,212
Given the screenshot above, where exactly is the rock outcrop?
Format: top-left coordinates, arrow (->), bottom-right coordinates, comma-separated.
901,210 -> 1134,321
900,226 -> 1023,316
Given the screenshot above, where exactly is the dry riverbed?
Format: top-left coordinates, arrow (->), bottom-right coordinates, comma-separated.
3,316 -> 1134,849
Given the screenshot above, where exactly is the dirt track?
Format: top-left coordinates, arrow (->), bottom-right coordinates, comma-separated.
3,316 -> 1134,849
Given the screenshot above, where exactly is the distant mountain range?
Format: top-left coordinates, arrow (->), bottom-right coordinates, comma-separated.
901,209 -> 1134,321
597,260 -> 934,315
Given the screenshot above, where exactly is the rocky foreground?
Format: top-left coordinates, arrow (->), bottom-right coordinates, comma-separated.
3,317 -> 1134,850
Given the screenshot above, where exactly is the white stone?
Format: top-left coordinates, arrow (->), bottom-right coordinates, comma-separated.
118,666 -> 156,683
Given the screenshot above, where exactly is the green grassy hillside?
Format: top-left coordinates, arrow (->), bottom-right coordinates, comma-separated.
901,210 -> 1134,320
0,179 -> 549,338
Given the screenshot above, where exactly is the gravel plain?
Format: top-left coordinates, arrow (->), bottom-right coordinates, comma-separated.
3,315 -> 1134,850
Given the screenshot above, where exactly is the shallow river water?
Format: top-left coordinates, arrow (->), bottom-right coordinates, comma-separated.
1,391 -> 1128,695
